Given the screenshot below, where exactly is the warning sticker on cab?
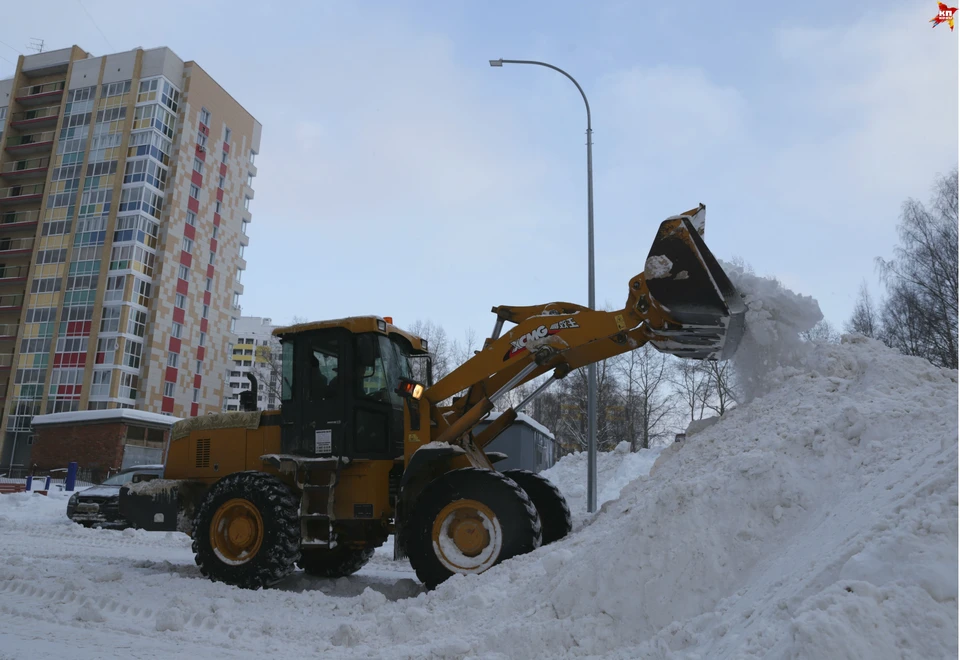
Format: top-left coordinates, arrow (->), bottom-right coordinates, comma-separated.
315,429 -> 332,454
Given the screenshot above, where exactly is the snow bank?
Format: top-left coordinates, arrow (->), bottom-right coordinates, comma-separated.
541,441 -> 661,529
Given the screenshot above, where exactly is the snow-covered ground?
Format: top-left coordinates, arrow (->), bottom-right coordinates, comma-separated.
0,270 -> 956,658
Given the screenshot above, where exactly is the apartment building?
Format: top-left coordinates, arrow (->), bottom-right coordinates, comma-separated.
0,45 -> 261,470
223,315 -> 280,412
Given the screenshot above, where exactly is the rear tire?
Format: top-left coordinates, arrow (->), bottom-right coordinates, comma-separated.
406,468 -> 541,589
503,469 -> 572,545
298,545 -> 374,578
192,471 -> 300,589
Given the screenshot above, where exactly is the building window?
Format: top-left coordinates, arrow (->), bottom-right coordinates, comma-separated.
175,293 -> 186,309
185,210 -> 196,227
193,157 -> 204,174
172,322 -> 182,338
236,267 -> 242,283
218,175 -> 225,189
224,127 -> 231,144
214,200 -> 221,214
178,264 -> 190,281
181,237 -> 193,254
202,304 -> 209,319
212,225 -> 219,240
222,150 -> 229,165
232,292 -> 240,307
249,150 -> 256,165
127,310 -> 147,337
205,277 -> 213,292
239,244 -> 245,258
230,318 -> 237,333
247,173 -> 254,186
123,339 -> 143,369
244,197 -> 251,210
189,184 -> 200,200
196,360 -> 202,373
197,131 -> 207,149
199,332 -> 206,347
193,388 -> 200,403
167,352 -> 179,368
209,251 -> 216,266
200,108 -> 210,125
164,381 -> 175,397
241,219 -> 249,235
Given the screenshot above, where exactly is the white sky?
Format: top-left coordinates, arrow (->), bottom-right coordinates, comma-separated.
1,0 -> 956,343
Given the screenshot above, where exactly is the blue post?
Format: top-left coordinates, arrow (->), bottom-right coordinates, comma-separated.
25,475 -> 32,491
65,462 -> 78,492
44,476 -> 51,490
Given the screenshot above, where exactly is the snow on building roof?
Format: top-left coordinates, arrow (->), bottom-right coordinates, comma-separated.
31,409 -> 183,428
483,411 -> 555,439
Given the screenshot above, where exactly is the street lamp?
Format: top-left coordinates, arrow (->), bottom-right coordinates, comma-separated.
489,58 -> 598,513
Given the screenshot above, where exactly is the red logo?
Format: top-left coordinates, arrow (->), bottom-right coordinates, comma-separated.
930,2 -> 957,30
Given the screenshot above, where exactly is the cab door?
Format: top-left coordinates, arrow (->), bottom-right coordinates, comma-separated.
280,329 -> 347,457
349,334 -> 404,460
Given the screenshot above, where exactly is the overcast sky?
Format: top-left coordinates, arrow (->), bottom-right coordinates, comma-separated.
2,1 -> 956,343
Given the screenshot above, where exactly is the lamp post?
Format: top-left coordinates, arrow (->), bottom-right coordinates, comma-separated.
489,58 -> 597,513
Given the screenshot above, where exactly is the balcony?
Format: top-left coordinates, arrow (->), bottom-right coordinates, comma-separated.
0,293 -> 24,312
0,184 -> 44,206
15,80 -> 65,106
10,105 -> 60,129
0,324 -> 18,341
1,157 -> 50,180
0,237 -> 35,256
0,265 -> 30,283
6,131 -> 55,155
0,210 -> 39,231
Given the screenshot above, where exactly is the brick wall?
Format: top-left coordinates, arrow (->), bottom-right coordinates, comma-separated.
30,422 -> 129,474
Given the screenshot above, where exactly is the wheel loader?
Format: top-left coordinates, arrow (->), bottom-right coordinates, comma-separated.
120,205 -> 745,589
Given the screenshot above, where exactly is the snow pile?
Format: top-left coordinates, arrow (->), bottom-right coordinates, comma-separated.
541,441 -> 661,529
721,260 -> 823,401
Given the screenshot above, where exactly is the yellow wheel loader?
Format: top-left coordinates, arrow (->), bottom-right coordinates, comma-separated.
120,205 -> 745,589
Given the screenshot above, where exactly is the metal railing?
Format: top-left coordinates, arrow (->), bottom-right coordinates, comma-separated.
16,80 -> 65,98
0,237 -> 34,252
0,294 -> 24,308
2,157 -> 50,174
0,324 -> 18,337
0,265 -> 29,279
10,106 -> 60,124
6,131 -> 55,148
0,184 -> 43,200
0,210 -> 39,225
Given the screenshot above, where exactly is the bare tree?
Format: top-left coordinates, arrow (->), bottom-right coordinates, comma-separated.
802,318 -> 841,343
408,319 -> 452,383
699,359 -> 738,416
553,360 -> 619,453
671,358 -> 711,423
876,168 -> 958,368
251,341 -> 283,409
845,281 -> 879,338
615,343 -> 675,450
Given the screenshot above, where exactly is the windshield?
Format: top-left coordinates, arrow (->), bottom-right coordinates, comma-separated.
102,472 -> 136,486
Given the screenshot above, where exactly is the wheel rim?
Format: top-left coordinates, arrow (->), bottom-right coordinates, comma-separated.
210,498 -> 264,565
431,499 -> 502,574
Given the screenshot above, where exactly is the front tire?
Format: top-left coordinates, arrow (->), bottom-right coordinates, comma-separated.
298,545 -> 374,578
503,470 -> 572,545
406,468 -> 541,589
192,471 -> 300,589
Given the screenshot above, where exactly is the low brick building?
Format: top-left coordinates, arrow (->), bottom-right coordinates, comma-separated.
29,410 -> 181,481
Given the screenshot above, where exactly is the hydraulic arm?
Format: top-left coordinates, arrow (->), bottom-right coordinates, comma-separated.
422,205 -> 746,459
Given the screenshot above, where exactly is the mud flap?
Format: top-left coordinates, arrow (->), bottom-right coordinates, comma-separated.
119,481 -> 180,532
644,209 -> 746,360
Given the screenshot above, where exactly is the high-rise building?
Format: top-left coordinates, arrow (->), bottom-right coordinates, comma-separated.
223,316 -> 280,413
0,46 -> 261,470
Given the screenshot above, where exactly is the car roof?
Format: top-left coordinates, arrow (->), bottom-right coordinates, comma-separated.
121,464 -> 163,472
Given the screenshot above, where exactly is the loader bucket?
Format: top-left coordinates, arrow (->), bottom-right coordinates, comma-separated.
643,210 -> 745,361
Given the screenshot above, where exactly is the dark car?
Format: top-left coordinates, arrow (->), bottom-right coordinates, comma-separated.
66,465 -> 164,529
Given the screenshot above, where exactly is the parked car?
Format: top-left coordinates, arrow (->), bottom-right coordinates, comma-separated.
66,465 -> 164,529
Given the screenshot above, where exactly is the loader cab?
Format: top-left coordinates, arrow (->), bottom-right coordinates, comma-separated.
273,317 -> 427,461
